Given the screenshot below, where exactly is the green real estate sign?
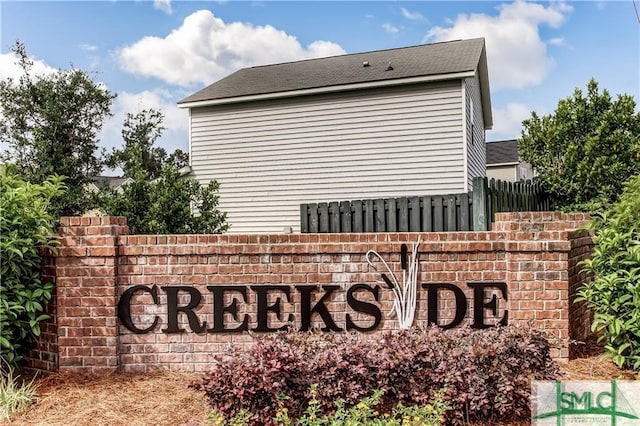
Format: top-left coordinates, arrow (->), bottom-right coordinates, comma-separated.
532,381 -> 640,425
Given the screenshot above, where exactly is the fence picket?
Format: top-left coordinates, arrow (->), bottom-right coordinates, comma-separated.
422,196 -> 433,232
387,198 -> 397,232
364,200 -> 374,232
446,195 -> 456,231
459,193 -> 470,231
398,198 -> 408,232
433,197 -> 444,232
340,201 -> 351,232
353,201 -> 363,232
329,202 -> 340,233
409,197 -> 421,232
472,177 -> 488,231
300,204 -> 309,232
308,203 -> 319,232
375,199 -> 386,232
319,203 -> 329,232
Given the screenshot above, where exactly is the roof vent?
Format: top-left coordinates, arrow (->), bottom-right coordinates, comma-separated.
362,61 -> 370,67
386,61 -> 394,71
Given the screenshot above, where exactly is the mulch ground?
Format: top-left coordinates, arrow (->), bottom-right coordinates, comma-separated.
4,342 -> 638,426
4,371 -> 208,426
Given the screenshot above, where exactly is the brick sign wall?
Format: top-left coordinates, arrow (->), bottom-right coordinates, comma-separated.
27,212 -> 593,374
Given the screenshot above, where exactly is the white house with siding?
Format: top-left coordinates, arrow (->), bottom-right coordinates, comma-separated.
486,139 -> 534,182
178,38 -> 492,233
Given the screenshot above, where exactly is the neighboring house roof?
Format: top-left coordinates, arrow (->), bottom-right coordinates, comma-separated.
178,38 -> 492,128
486,140 -> 519,166
93,176 -> 133,190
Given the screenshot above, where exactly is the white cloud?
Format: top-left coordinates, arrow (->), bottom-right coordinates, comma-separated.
382,23 -> 400,34
0,52 -> 57,81
548,37 -> 565,46
117,10 -> 345,87
80,43 -> 98,52
487,102 -> 531,141
153,0 -> 173,15
100,89 -> 189,155
424,1 -> 573,90
401,7 -> 425,21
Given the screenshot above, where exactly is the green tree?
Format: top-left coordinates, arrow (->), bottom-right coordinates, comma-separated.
104,109 -> 189,179
519,79 -> 640,211
0,164 -> 64,370
166,148 -> 189,170
100,109 -> 227,234
102,166 -> 227,234
105,109 -> 167,180
0,41 -> 114,217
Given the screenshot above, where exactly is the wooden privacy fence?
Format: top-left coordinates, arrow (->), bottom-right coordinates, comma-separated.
300,177 -> 550,233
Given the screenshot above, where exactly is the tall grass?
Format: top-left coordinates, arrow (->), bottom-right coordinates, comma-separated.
0,364 -> 38,421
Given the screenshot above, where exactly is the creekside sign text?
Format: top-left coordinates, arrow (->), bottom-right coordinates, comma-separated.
117,282 -> 508,334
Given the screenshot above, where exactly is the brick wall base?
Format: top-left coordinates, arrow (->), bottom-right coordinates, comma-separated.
27,212 -> 593,374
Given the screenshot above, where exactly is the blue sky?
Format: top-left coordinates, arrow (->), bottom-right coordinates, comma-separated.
1,1 -> 638,163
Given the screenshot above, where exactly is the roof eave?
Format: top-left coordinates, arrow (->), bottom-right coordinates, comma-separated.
177,71 -> 476,109
477,43 -> 493,130
487,161 -> 519,167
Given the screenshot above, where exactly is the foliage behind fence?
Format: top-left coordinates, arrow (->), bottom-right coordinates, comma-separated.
300,177 -> 550,233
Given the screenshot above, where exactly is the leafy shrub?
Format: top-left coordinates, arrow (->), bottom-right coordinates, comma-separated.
577,174 -> 640,370
270,385 -> 449,425
0,164 -> 63,369
190,327 -> 561,425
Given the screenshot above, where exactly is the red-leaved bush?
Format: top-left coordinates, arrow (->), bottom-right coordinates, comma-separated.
190,326 -> 562,425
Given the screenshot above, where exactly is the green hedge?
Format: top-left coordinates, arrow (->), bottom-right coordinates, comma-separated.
0,164 -> 63,370
578,174 -> 640,370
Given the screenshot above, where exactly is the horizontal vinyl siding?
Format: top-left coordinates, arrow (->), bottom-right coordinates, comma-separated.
465,73 -> 487,190
190,81 -> 464,233
487,165 -> 517,182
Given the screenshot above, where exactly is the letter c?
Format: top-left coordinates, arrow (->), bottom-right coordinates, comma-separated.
596,391 -> 612,409
117,285 -> 159,333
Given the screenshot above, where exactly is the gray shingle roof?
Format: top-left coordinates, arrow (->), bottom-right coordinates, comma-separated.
93,176 -> 131,189
178,38 -> 487,105
486,140 -> 519,165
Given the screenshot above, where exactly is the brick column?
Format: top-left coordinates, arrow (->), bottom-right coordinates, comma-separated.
568,229 -> 594,357
56,216 -> 128,374
494,212 -> 590,360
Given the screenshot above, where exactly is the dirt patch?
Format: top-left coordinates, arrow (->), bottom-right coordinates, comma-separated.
5,353 -> 637,426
